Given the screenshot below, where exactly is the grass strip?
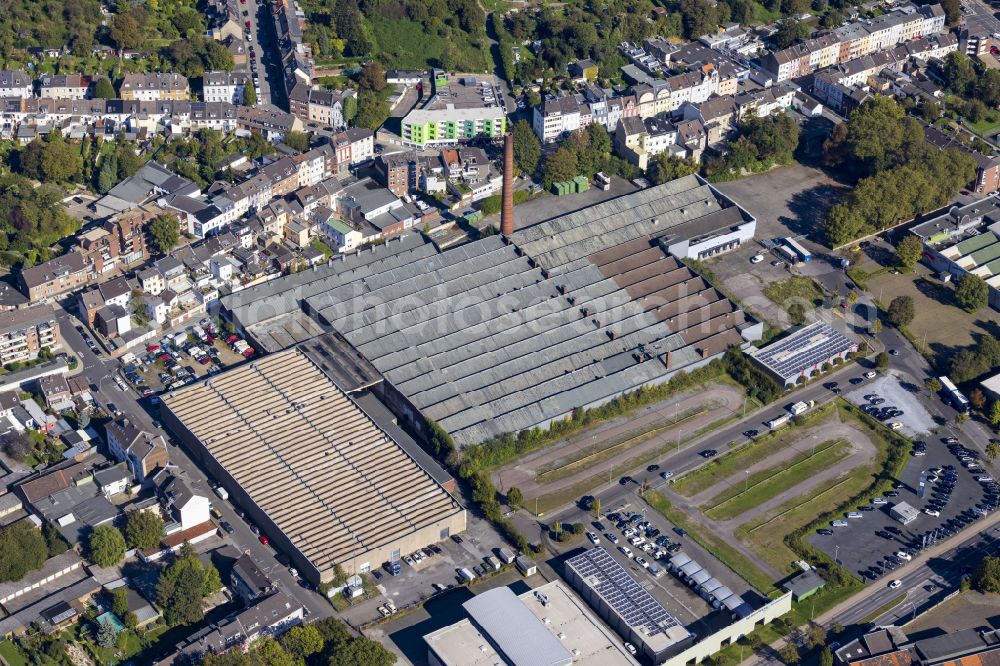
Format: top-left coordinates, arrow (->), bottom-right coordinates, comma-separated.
704,441 -> 849,520
643,490 -> 777,595
860,594 -> 907,625
672,402 -> 836,496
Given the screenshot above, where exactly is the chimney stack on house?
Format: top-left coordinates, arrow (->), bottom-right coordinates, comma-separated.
500,133 -> 514,236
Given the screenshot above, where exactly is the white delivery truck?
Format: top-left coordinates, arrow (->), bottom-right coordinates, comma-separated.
458,567 -> 476,583
788,400 -> 815,416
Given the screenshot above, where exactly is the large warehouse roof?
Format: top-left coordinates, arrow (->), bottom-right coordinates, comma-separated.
160,348 -> 464,575
225,175 -> 759,446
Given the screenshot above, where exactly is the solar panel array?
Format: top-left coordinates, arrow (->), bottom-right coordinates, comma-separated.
567,548 -> 681,638
750,322 -> 856,381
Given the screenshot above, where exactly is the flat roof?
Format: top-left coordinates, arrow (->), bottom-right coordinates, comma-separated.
462,587 -> 574,666
748,322 -> 857,382
161,348 -> 464,575
564,548 -> 690,654
424,581 -> 639,666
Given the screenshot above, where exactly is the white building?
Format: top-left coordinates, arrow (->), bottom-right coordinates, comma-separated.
0,70 -> 32,99
203,71 -> 249,104
533,95 -> 582,143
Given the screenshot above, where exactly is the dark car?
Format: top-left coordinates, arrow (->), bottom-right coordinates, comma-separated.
220,522 -> 235,534
451,534 -> 463,544
700,449 -> 718,458
647,464 -> 660,472
673,527 -> 687,537
817,529 -> 834,535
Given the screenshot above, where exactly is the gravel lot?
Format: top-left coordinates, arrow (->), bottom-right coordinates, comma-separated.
844,373 -> 936,438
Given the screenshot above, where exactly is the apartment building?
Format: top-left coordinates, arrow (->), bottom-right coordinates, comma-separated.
120,73 -> 189,101
0,304 -> 61,366
39,74 -> 91,100
401,72 -> 506,147
203,71 -> 249,104
288,88 -> 356,128
533,96 -> 582,144
20,252 -> 91,302
0,70 -> 32,99
614,115 -> 678,169
106,419 -> 169,483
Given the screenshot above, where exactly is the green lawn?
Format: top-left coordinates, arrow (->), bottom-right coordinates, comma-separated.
965,114 -> 1000,137
366,16 -> 489,71
672,402 -> 835,497
644,490 -> 777,594
704,440 -> 849,520
0,640 -> 28,666
763,276 -> 826,312
88,631 -> 143,666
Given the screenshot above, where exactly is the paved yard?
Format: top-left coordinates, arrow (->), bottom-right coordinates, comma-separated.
844,373 -> 937,438
906,590 -> 1000,635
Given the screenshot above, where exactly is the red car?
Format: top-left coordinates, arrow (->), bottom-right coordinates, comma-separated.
225,334 -> 238,344
258,534 -> 269,545
199,356 -> 212,365
242,349 -> 255,357
141,387 -> 154,397
146,344 -> 159,352
245,20 -> 251,27
158,353 -> 171,361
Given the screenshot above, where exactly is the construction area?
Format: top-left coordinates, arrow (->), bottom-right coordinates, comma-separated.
221,174 -> 763,448
159,347 -> 467,583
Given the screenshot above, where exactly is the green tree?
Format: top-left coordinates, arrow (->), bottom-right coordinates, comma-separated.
149,214 -> 180,254
871,318 -> 882,335
990,400 -> 1000,426
42,521 -> 69,557
327,636 -> 397,666
356,92 -> 390,130
252,637 -> 295,666
875,351 -> 889,369
820,648 -> 834,666
280,625 -> 324,661
887,295 -> 914,327
926,377 -> 942,393
96,153 -> 119,194
358,62 -> 386,92
342,95 -> 358,125
955,273 -> 988,312
779,642 -> 801,665
506,486 -> 523,507
772,19 -> 809,48
0,430 -> 33,461
987,440 -> 1000,461
943,51 -> 976,95
895,235 -> 923,270
0,522 -> 47,582
543,145 -> 578,188
788,302 -> 807,325
243,84 -> 256,106
97,619 -> 119,648
973,556 -> 1000,593
87,525 -> 126,567
110,12 -> 143,50
283,131 -> 309,152
651,153 -> 699,184
512,119 -> 541,176
479,195 -> 502,216
110,586 -> 130,618
124,510 -> 164,551
92,78 -> 116,99
156,543 -> 221,625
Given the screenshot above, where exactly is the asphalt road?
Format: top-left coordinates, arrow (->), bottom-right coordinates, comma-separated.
53,302 -> 331,620
245,0 -> 284,110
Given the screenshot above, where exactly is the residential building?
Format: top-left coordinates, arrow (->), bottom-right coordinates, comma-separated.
533,95 -> 581,143
120,73 -> 189,101
289,88 -> 356,128
108,208 -> 151,266
160,475 -> 211,529
39,74 -> 91,100
38,373 -> 71,409
401,72 -> 506,148
105,419 -> 169,483
203,71 -> 249,104
236,106 -> 304,142
614,116 -> 678,170
569,59 -> 599,82
77,227 -> 120,276
171,592 -> 304,661
0,70 -> 32,99
230,552 -> 272,604
20,252 -> 91,302
0,304 -> 61,366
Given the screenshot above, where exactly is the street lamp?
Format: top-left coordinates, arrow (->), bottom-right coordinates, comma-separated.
745,470 -> 750,494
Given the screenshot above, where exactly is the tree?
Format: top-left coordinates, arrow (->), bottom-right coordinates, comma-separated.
327,636 -> 397,666
943,51 -> 976,94
591,497 -> 601,516
124,510 -> 164,551
651,153 -> 699,184
0,430 -> 33,461
92,78 -> 116,99
110,586 -> 130,619
87,525 -> 126,567
956,273 -> 988,312
0,522 -> 47,582
788,302 -> 807,326
542,145 -> 578,188
342,95 -> 357,125
887,295 -> 914,327
97,619 -> 119,648
942,0 -> 960,24
779,642 -> 801,665
358,62 -> 386,92
974,556 -> 1000,593
875,351 -> 890,369
805,623 -> 827,649
773,19 -> 809,48
96,153 -> 119,194
110,13 -> 143,50
990,400 -> 1000,426
252,638 -> 295,666
282,131 -> 309,152
356,92 -> 390,130
479,195 -> 502,216
871,318 -> 882,335
512,119 -> 541,177
506,486 -> 523,507
243,84 -> 256,107
896,235 -> 923,270
157,543 -> 222,625
149,214 -> 180,254
971,388 -> 987,411
820,648 -> 834,666
926,377 -> 942,393
280,625 -> 324,661
988,440 -> 1000,461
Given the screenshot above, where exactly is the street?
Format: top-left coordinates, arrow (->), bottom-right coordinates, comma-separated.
53,302 -> 331,620
244,0 -> 284,110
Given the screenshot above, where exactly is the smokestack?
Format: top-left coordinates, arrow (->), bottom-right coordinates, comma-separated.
500,133 -> 514,236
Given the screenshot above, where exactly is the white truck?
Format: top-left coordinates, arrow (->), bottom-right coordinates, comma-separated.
788,400 -> 815,416
458,567 -> 476,583
213,486 -> 229,501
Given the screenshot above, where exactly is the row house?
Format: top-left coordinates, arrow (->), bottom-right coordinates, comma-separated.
236,106 -> 303,142
326,127 -> 374,173
733,82 -> 799,120
106,419 -> 169,483
202,71 -> 249,104
0,304 -> 61,366
39,74 -> 91,100
613,116 -> 679,170
7,98 -> 238,137
533,95 -> 582,144
680,95 -> 738,147
289,88 -> 356,128
0,70 -> 32,99
77,276 -> 132,327
20,252 -> 91,302
120,73 -> 189,101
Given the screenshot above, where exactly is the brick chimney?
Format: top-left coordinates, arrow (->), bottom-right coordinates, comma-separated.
500,133 -> 514,236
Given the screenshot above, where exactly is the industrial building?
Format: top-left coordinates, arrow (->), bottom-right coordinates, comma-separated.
423,583 -> 640,666
564,548 -> 694,663
747,321 -> 858,388
159,347 -> 467,583
221,174 -> 761,447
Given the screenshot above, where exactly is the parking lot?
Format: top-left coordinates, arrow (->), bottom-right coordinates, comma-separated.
844,374 -> 937,438
702,241 -> 803,329
808,434 -> 996,584
119,319 -> 251,396
592,492 -> 760,636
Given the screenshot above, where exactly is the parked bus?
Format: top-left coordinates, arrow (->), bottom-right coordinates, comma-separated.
939,376 -> 970,413
782,237 -> 812,262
